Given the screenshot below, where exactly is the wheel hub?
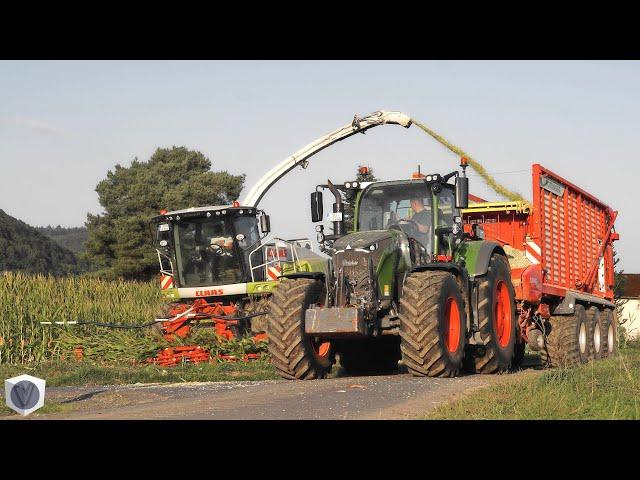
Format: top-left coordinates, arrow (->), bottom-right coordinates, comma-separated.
444,296 -> 461,353
593,323 -> 601,353
579,322 -> 587,354
494,281 -> 512,348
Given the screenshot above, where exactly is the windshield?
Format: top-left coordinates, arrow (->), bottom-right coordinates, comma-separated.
173,217 -> 243,287
358,181 -> 459,256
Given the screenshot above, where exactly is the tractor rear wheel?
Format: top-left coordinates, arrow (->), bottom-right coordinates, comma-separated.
512,342 -> 527,370
266,278 -> 333,380
338,337 -> 400,375
601,308 -> 618,358
468,254 -> 518,374
399,270 -> 466,378
541,304 -> 590,367
587,306 -> 605,361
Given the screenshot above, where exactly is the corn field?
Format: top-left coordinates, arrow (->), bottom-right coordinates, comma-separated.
0,271 -> 164,364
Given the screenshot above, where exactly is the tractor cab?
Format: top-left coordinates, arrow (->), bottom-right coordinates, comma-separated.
356,179 -> 463,260
312,166 -> 469,264
152,205 -> 271,291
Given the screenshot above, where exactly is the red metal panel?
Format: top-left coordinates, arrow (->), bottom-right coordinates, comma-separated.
531,164 -> 617,301
464,164 -> 618,304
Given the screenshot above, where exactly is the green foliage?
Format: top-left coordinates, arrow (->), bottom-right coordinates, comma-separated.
82,146 -> 245,280
0,271 -> 164,364
0,209 -> 79,276
344,166 -> 378,232
35,225 -> 88,256
0,271 -> 269,368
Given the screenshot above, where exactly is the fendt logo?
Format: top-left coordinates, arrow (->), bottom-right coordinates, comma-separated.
5,374 -> 46,416
195,289 -> 224,297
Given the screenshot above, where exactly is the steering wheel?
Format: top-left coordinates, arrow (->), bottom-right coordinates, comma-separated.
388,218 -> 421,237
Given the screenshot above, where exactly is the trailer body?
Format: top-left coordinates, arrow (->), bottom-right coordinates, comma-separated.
463,164 -> 619,313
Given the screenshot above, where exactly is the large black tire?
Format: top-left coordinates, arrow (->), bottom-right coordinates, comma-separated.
600,308 -> 618,358
512,342 -> 526,370
468,254 -> 518,374
541,304 -> 590,367
587,306 -> 605,361
338,337 -> 400,375
399,270 -> 466,378
266,278 -> 333,380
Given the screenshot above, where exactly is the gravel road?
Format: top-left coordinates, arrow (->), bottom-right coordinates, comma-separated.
8,365 -> 540,420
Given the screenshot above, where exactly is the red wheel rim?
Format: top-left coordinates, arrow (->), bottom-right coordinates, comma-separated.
494,280 -> 512,348
312,340 -> 331,358
444,296 -> 461,353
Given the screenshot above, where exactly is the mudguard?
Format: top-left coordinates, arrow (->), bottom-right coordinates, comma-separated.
455,240 -> 506,278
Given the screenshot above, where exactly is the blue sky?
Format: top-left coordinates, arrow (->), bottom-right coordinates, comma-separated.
0,60 -> 637,271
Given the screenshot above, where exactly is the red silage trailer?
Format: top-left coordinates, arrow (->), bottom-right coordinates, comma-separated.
463,164 -> 620,364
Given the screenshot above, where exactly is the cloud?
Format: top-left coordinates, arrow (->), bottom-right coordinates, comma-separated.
15,118 -> 60,135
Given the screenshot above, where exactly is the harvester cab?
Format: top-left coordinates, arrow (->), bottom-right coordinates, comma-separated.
153,205 -> 271,298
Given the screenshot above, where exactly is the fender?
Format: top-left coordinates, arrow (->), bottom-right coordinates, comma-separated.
456,240 -> 506,279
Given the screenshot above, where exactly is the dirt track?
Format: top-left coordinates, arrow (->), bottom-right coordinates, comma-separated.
11,366 -> 540,420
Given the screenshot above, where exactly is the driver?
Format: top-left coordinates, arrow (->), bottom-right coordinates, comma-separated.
209,236 -> 234,256
408,197 -> 431,234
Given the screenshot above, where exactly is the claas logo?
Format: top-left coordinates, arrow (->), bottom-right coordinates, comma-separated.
195,289 -> 224,297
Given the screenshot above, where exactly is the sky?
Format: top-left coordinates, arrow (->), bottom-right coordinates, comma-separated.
0,60 -> 638,271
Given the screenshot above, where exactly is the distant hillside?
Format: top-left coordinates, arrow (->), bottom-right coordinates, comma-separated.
0,209 -> 79,276
35,225 -> 88,256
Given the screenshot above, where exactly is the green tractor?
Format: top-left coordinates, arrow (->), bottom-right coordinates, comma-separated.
265,159 -> 521,379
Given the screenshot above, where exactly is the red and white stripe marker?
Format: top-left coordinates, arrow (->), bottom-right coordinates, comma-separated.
160,274 -> 175,290
267,265 -> 281,281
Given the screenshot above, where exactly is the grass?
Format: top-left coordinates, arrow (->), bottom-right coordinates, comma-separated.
0,358 -> 278,389
428,342 -> 640,420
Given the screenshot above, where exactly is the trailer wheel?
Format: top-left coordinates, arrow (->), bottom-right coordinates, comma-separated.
600,308 -> 618,358
541,304 -> 590,367
587,306 -> 605,361
338,337 -> 400,375
265,278 -> 333,380
468,254 -> 517,374
399,270 -> 466,378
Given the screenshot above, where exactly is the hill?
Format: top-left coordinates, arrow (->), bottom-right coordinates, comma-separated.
35,225 -> 88,256
0,209 -> 79,275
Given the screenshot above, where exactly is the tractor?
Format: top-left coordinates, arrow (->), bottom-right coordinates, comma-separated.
265,158 -> 522,379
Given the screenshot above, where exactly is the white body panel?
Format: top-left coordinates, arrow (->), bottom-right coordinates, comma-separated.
177,283 -> 248,298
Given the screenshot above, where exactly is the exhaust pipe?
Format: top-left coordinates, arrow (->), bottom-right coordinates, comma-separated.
327,180 -> 344,237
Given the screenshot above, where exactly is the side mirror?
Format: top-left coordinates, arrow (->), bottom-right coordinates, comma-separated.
310,191 -> 323,223
455,176 -> 469,209
260,214 -> 271,234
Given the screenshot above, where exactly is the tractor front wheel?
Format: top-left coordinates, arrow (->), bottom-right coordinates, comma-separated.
399,270 -> 466,377
266,278 -> 333,380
